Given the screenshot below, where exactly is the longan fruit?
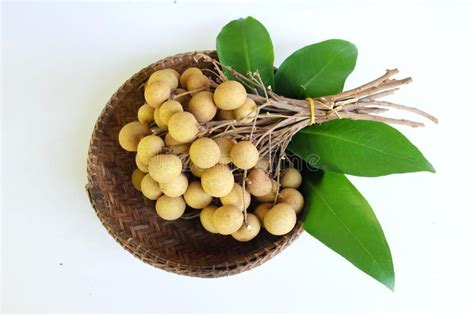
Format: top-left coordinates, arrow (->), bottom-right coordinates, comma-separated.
233,98 -> 257,122
214,137 -> 235,164
255,158 -> 270,171
220,183 -> 251,211
169,69 -> 180,80
164,133 -> 182,146
218,110 -> 235,121
148,154 -> 182,184
230,141 -> 259,170
190,162 -> 206,177
180,67 -> 202,89
189,137 -> 220,169
213,81 -> 247,110
136,135 -> 164,165
212,205 -> 244,235
232,213 -> 261,242
188,91 -> 217,123
246,168 -> 272,197
201,164 -> 234,197
280,168 -> 303,189
184,181 -> 212,209
135,154 -> 148,173
118,121 -> 150,152
278,188 -> 304,214
200,205 -> 218,233
158,100 -> 183,127
153,107 -> 167,129
131,168 -> 146,191
254,203 -> 272,223
186,73 -> 210,94
155,195 -> 186,220
137,103 -> 155,124
168,111 -> 199,143
147,69 -> 179,90
141,174 -> 162,200
145,81 -> 171,108
256,179 -> 279,203
159,173 -> 188,197
167,143 -> 190,155
173,88 -> 191,106
264,203 -> 297,236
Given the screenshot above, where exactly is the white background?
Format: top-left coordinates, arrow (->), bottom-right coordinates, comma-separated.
1,0 -> 474,313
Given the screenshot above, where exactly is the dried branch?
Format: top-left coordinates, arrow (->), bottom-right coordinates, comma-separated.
193,53 -> 438,182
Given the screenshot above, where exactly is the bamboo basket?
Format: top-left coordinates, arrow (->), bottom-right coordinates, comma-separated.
86,50 -> 304,277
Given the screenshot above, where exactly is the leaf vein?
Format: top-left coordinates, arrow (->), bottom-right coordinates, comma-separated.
307,180 -> 389,279
301,45 -> 353,90
298,128 -> 426,168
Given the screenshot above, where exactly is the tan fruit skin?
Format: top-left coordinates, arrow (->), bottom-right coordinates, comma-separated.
147,69 -> 179,90
214,137 -> 235,164
148,154 -> 182,184
189,137 -> 221,169
131,169 -> 146,191
158,100 -> 183,127
190,162 -> 206,177
137,104 -> 155,124
188,91 -> 217,123
233,98 -> 257,122
232,213 -> 261,242
255,158 -> 270,172
201,164 -> 234,197
246,168 -> 272,197
153,107 -> 167,129
180,67 -> 202,89
218,110 -> 235,120
213,81 -> 247,110
135,154 -> 148,173
141,174 -> 163,200
253,203 -> 273,223
220,183 -> 251,210
173,88 -> 191,106
200,205 -> 218,233
118,121 -> 150,152
256,179 -> 279,203
159,173 -> 188,197
186,73 -> 210,94
167,143 -> 190,155
212,205 -> 244,235
230,141 -> 260,170
278,188 -> 304,214
280,168 -> 303,189
155,195 -> 186,220
264,203 -> 297,236
168,69 -> 180,80
183,181 -> 212,209
136,135 -> 164,165
168,112 -> 199,143
144,82 -> 171,108
164,133 -> 183,146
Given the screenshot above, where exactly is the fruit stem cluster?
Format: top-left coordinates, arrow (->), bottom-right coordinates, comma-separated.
189,53 -> 438,204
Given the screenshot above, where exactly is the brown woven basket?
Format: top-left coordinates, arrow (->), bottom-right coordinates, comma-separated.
86,50 -> 304,277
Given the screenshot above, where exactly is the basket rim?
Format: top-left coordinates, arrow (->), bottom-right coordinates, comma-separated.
86,50 -> 304,277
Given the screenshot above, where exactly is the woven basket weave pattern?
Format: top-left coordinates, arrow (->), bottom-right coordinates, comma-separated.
86,50 -> 304,277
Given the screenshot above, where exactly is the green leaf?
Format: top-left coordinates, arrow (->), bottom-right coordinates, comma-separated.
216,16 -> 274,88
288,119 -> 435,177
303,170 -> 395,290
275,39 -> 357,98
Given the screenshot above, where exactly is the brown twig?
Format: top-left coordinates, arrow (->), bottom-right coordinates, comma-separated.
194,53 -> 437,182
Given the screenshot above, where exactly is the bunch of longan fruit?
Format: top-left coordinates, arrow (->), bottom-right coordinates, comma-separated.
118,66 -> 304,242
